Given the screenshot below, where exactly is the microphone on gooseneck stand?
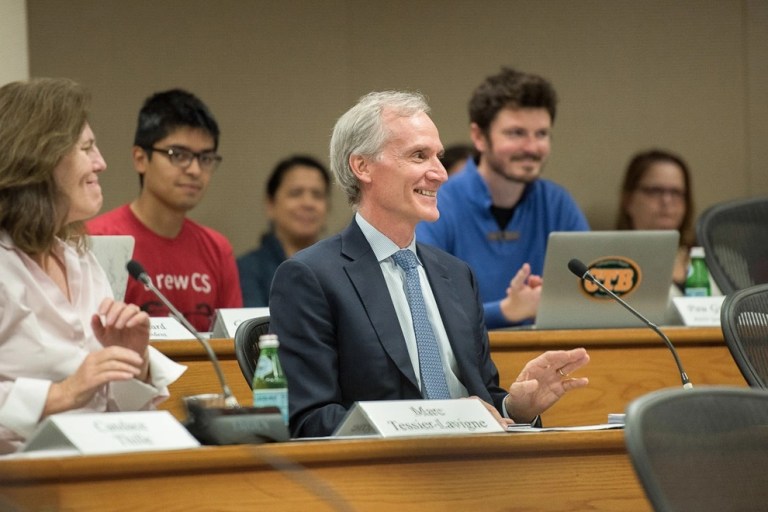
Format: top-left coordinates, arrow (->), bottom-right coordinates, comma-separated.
127,259 -> 289,444
126,259 -> 238,407
567,258 -> 693,389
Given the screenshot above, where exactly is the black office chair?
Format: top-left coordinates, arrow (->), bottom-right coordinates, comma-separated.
624,387 -> 768,512
720,283 -> 768,388
695,196 -> 768,295
233,315 -> 270,386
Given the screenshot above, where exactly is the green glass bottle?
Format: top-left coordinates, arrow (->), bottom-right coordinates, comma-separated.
252,334 -> 289,425
684,247 -> 711,297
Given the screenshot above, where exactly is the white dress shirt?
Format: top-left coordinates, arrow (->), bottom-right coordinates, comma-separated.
355,214 -> 469,399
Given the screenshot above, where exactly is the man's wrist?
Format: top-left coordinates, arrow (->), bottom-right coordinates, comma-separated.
503,394 -> 511,418
503,394 -> 536,424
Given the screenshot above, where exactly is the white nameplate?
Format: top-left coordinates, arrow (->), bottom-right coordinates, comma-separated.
150,316 -> 196,340
22,411 -> 200,455
333,399 -> 505,438
672,296 -> 725,326
211,307 -> 269,338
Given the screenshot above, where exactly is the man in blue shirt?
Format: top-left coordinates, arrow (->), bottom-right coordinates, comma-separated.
417,67 -> 589,329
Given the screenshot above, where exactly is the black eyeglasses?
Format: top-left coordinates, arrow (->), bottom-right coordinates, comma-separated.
637,186 -> 685,201
146,146 -> 222,171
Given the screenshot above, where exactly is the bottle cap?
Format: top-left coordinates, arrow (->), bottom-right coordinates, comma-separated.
258,334 -> 279,349
690,246 -> 705,259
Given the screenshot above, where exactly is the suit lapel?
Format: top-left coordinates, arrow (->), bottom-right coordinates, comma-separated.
418,245 -> 477,384
341,222 -> 420,390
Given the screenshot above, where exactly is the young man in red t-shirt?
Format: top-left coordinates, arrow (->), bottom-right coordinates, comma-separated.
88,89 -> 242,332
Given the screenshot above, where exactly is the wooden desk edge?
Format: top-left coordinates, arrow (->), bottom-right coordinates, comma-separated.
0,430 -> 625,483
152,326 -> 724,359
152,338 -> 235,359
489,326 -> 723,349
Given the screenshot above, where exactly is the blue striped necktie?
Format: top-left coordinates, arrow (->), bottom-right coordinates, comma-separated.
392,249 -> 451,400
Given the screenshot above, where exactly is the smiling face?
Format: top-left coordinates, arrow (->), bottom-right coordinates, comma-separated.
472,107 -> 552,184
133,126 -> 215,213
268,165 -> 329,246
53,123 -> 107,224
354,110 -> 447,240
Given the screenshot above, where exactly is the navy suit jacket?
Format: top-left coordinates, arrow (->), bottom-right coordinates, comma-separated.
269,220 -> 506,437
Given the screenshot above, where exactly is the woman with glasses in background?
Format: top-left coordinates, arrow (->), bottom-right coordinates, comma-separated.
616,149 -> 695,291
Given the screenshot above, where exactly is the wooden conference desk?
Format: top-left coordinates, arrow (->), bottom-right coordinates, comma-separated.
490,326 -> 746,425
0,430 -> 650,512
155,326 -> 746,426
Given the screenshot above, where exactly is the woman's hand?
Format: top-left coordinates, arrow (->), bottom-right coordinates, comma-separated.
91,298 -> 150,381
44,346 -> 145,416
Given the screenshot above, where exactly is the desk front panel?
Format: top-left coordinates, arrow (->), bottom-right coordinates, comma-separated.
0,431 -> 649,512
490,327 -> 745,425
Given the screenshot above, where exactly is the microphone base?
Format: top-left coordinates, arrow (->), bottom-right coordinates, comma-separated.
184,403 -> 290,445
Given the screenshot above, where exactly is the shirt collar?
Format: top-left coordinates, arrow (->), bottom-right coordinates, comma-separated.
355,212 -> 418,263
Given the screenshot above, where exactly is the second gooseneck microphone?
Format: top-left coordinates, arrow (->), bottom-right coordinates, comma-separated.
126,259 -> 239,407
567,258 -> 693,389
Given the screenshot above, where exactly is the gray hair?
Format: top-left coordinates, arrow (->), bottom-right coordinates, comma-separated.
330,91 -> 430,206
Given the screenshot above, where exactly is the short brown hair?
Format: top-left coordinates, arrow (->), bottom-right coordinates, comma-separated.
469,67 -> 558,135
0,78 -> 90,254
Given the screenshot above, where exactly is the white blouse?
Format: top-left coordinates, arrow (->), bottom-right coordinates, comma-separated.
0,231 -> 186,454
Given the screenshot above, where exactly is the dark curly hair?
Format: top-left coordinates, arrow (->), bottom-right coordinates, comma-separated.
469,67 -> 558,136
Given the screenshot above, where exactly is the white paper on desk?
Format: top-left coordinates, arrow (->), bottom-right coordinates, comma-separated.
506,423 -> 624,432
608,413 -> 626,425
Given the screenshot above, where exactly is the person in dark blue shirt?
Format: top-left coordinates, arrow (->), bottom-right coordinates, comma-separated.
237,155 -> 331,306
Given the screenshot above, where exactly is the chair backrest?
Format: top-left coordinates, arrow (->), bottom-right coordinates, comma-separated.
720,283 -> 768,388
233,315 -> 270,386
624,387 -> 768,512
696,196 -> 768,294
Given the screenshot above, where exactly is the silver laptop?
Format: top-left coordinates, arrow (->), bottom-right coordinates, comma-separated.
533,230 -> 679,329
89,235 -> 135,301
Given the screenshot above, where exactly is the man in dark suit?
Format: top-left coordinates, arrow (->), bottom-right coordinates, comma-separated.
270,91 -> 590,438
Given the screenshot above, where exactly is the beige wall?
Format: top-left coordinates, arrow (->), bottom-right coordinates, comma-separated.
0,0 -> 29,84
27,0 -> 768,255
